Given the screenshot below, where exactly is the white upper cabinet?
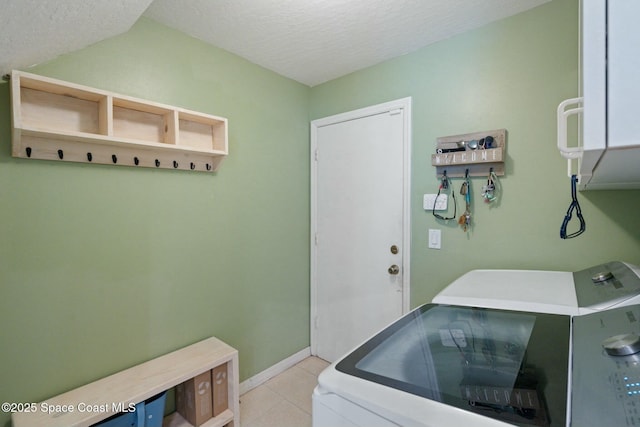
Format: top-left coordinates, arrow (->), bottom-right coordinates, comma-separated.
558,0 -> 640,190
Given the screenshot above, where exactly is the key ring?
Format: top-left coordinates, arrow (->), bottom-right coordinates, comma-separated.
482,169 -> 497,203
458,170 -> 471,231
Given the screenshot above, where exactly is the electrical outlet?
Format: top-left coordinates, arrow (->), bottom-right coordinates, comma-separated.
423,194 -> 447,211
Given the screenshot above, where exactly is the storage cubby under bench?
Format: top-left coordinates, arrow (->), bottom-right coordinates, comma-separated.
11,337 -> 239,427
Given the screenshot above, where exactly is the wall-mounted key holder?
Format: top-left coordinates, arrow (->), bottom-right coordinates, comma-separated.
431,129 -> 506,178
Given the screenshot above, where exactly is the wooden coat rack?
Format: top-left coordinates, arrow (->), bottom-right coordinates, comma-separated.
9,71 -> 228,173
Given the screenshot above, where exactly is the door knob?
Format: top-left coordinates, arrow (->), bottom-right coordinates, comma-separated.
388,264 -> 400,275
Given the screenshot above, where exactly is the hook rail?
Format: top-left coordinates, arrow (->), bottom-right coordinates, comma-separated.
20,143 -> 222,172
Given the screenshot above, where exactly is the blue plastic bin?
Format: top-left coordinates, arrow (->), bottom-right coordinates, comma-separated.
93,402 -> 144,427
143,392 -> 167,427
91,391 -> 166,427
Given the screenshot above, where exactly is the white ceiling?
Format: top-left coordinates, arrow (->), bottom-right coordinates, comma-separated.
0,0 -> 154,76
1,0 -> 551,87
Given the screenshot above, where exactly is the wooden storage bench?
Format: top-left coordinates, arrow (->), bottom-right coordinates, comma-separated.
11,337 -> 239,427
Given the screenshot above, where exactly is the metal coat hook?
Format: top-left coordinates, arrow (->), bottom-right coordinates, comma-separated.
134,157 -> 139,166
87,153 -> 93,162
26,147 -> 32,158
173,161 -> 178,169
57,149 -> 63,160
206,163 -> 211,171
112,154 -> 118,164
465,168 -> 469,178
155,159 -> 160,167
190,162 -> 195,170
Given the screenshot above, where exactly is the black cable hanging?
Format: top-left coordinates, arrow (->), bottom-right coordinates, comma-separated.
433,171 -> 457,221
560,174 -> 586,239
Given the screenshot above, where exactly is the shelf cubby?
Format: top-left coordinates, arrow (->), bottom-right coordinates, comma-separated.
178,111 -> 227,153
112,97 -> 176,145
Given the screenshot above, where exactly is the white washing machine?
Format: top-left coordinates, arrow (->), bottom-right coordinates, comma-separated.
313,261 -> 640,427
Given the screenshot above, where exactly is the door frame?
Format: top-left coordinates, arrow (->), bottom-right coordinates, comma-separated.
310,97 -> 412,356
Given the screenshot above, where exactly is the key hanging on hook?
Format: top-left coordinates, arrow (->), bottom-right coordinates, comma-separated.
441,171 -> 449,189
482,168 -> 497,203
458,170 -> 471,231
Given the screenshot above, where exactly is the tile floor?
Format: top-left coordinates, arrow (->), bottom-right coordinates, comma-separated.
239,356 -> 330,427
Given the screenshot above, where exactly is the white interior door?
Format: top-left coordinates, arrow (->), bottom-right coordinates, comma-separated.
311,98 -> 411,362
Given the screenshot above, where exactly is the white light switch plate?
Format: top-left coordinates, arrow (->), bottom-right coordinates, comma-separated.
424,194 -> 447,211
428,229 -> 441,249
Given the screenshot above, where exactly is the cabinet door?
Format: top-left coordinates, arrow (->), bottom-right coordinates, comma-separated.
608,0 -> 640,148
582,0 -> 606,153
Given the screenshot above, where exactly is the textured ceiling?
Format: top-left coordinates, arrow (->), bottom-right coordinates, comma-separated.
1,0 -> 551,86
0,0 -> 154,75
144,0 -> 551,86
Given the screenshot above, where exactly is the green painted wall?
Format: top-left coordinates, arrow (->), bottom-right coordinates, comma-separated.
0,18 -> 310,426
310,0 -> 640,306
2,1 -> 640,425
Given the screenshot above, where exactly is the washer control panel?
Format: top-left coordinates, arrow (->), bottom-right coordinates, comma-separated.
573,261 -> 640,310
603,333 -> 640,356
573,305 -> 640,426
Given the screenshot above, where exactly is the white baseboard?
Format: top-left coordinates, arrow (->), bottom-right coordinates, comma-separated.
239,347 -> 311,395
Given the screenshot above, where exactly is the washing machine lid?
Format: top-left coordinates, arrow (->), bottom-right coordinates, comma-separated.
432,270 -> 578,315
432,262 -> 640,315
336,304 -> 570,427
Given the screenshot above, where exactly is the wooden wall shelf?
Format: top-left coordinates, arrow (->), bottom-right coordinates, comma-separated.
431,129 -> 506,178
12,337 -> 239,427
10,71 -> 228,173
